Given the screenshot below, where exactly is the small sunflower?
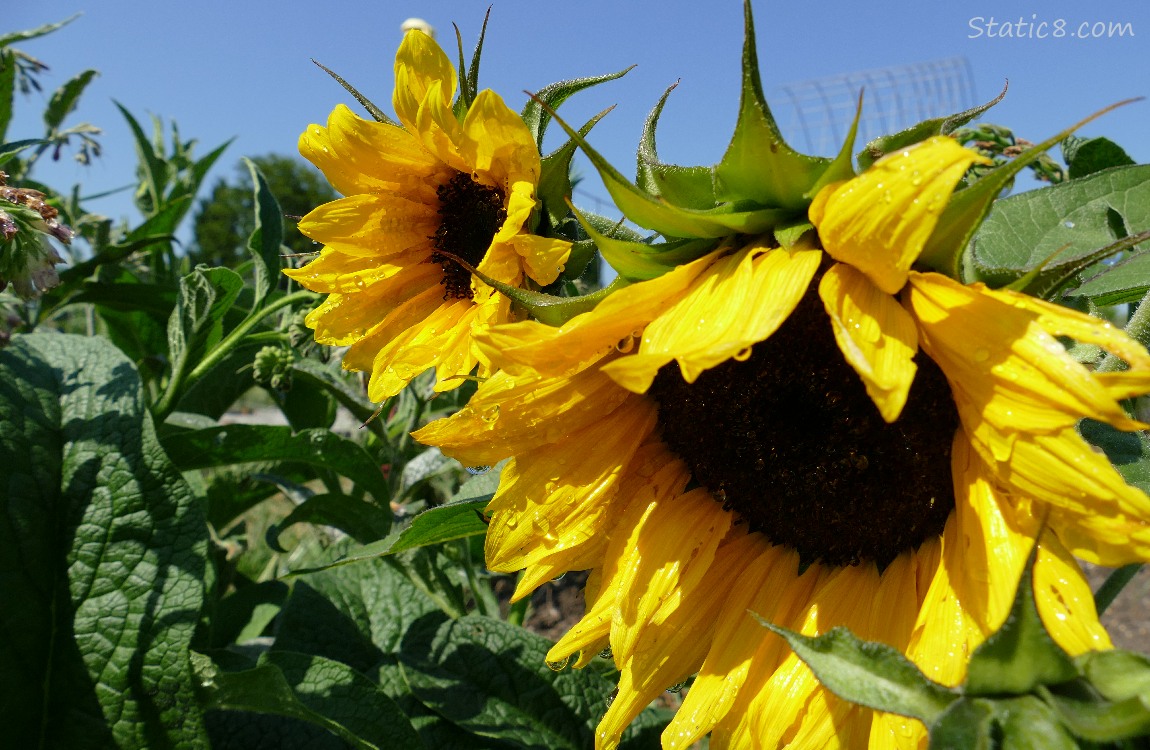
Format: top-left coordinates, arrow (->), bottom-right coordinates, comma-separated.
284,29 -> 571,402
414,136 -> 1150,748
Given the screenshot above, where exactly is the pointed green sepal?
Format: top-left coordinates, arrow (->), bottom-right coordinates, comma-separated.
963,541 -> 1079,696
537,107 -> 613,228
753,619 -> 959,723
572,203 -> 720,281
522,66 -> 634,151
857,83 -> 1007,171
434,250 -> 628,326
774,220 -> 815,249
636,82 -> 719,209
1076,649 -> 1150,703
712,0 -> 833,209
451,8 -> 490,120
310,59 -> 395,126
919,98 -> 1141,281
805,92 -> 863,200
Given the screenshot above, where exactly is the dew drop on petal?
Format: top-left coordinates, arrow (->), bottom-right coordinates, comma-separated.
465,465 -> 491,476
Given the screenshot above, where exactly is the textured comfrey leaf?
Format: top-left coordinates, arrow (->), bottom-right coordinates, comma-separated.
400,615 -> 627,750
1077,650 -> 1150,703
1070,241 -> 1150,305
0,333 -> 208,748
242,157 -> 286,309
1063,135 -> 1136,179
964,545 -> 1079,696
195,651 -> 422,750
970,163 -> 1150,286
928,698 -> 996,750
288,358 -> 381,432
161,423 -> 392,510
43,69 -> 97,131
268,492 -> 394,548
994,695 -> 1077,749
167,265 -> 244,386
754,621 -> 958,722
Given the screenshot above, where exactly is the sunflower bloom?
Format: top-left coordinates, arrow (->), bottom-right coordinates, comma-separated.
415,136 -> 1150,748
284,30 -> 571,401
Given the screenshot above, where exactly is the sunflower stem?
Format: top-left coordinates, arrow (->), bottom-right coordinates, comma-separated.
1094,563 -> 1142,615
1098,293 -> 1150,374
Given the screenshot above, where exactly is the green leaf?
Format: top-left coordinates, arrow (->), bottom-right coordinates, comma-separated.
1063,135 -> 1136,179
1078,418 -> 1150,496
971,164 -> 1150,287
857,84 -> 1007,171
288,358 -> 384,437
242,157 -> 286,309
116,101 -> 169,213
928,698 -> 996,750
203,580 -> 289,650
1077,649 -> 1150,703
161,423 -> 393,510
0,137 -> 42,166
399,615 -> 620,749
0,51 -> 15,143
43,69 -> 97,131
276,375 -> 338,431
636,83 -> 718,209
574,205 -> 718,281
1066,231 -> 1150,304
1044,689 -> 1150,742
196,652 -> 422,750
167,265 -> 245,393
538,106 -> 611,227
0,333 -> 208,748
0,13 -> 81,48
269,492 -> 394,548
753,622 -> 957,722
963,545 -> 1079,696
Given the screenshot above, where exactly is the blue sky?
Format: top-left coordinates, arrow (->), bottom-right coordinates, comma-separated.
7,0 -> 1149,236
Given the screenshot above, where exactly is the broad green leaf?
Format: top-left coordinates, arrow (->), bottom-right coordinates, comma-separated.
243,157 -> 286,309
288,358 -> 385,439
1044,690 -> 1150,742
928,698 -> 995,750
44,69 -> 97,131
1079,418 -> 1150,495
964,545 -> 1079,696
1063,135 -> 1136,179
269,492 -> 394,548
970,164 -> 1150,286
753,622 -> 957,722
195,652 -> 421,750
276,375 -> 338,431
1077,650 -> 1150,703
1067,231 -> 1150,304
0,333 -> 208,748
0,13 -> 81,48
203,580 -> 289,650
400,615 -> 621,749
521,66 -> 634,150
161,423 -> 393,509
174,339 -> 262,420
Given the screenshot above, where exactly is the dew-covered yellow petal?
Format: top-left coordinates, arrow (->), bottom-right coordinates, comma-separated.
483,395 -> 657,577
392,30 -> 464,168
282,248 -> 406,294
475,249 -> 720,376
299,103 -> 445,199
819,261 -> 919,422
602,243 -> 821,394
411,366 -> 635,467
365,299 -> 477,402
301,261 -> 442,347
908,271 -> 1149,434
297,193 -> 437,259
460,89 -> 540,189
811,137 -> 986,295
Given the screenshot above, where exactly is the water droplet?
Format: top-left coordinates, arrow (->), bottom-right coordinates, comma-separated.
466,465 -> 491,476
1064,220 -> 1076,229
551,572 -> 566,582
882,189 -> 893,204
546,655 -> 571,671
599,647 -> 613,660
733,346 -> 753,361
354,277 -> 367,290
973,348 -> 990,362
604,688 -> 618,709
615,335 -> 636,354
481,404 -> 501,423
667,679 -> 689,694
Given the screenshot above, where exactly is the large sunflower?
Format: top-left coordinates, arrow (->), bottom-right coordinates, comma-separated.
414,136 -> 1150,748
283,29 -> 571,402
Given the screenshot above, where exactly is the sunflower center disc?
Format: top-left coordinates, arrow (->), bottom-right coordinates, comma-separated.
431,171 -> 507,299
649,275 -> 958,569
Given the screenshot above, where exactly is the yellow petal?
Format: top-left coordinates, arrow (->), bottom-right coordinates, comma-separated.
810,136 -> 986,295
459,89 -> 540,188
474,250 -> 720,376
602,243 -> 821,393
411,366 -> 635,466
392,31 -> 465,169
297,193 -> 437,259
301,261 -> 442,347
282,248 -> 406,294
819,261 -> 919,422
298,103 -> 444,198
365,298 -> 473,401
908,272 -> 1149,435
483,395 -> 657,577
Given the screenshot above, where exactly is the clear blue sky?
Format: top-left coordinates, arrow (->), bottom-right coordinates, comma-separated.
7,0 -> 1149,236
